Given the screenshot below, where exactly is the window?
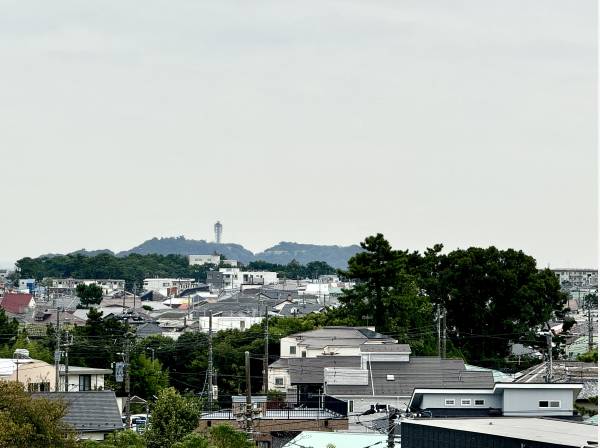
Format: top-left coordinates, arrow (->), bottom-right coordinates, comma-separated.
461,399 -> 472,406
301,351 -> 307,358
539,400 -> 561,408
27,382 -> 50,392
79,374 -> 92,391
240,321 -> 245,330
386,374 -> 395,381
289,346 -> 296,355
474,399 -> 485,406
275,377 -> 284,386
348,400 -> 354,413
444,399 -> 455,406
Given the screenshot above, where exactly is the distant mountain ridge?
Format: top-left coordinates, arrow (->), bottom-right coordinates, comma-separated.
255,242 -> 362,268
58,236 -> 362,268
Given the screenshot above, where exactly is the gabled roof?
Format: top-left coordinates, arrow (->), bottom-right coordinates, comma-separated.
285,327 -> 397,349
136,322 -> 164,337
284,356 -> 362,384
0,293 -> 34,314
32,390 -> 123,433
278,302 -> 324,316
325,358 -> 494,397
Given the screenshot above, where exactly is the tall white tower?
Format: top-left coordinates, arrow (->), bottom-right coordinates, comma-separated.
214,221 -> 223,244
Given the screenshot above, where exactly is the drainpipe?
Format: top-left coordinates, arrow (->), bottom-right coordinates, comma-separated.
369,354 -> 375,396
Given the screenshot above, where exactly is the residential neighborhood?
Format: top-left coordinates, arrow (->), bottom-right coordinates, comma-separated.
0,0 -> 596,446
0,251 -> 597,447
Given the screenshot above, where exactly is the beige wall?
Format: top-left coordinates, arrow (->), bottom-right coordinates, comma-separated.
2,360 -> 56,391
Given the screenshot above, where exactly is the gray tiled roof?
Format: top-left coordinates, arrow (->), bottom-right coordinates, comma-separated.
288,327 -> 396,349
288,356 -> 362,384
326,358 -> 494,397
32,390 -> 123,433
278,303 -> 324,316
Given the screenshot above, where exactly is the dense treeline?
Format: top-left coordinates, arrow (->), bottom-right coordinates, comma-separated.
14,254 -> 337,290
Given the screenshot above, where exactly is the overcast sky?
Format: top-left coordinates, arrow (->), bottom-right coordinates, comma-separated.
0,0 -> 597,268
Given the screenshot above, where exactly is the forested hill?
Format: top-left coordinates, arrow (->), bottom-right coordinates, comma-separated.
52,237 -> 362,268
255,242 -> 363,268
116,237 -> 255,263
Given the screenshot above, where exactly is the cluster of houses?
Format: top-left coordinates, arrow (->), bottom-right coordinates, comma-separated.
0,264 -> 597,447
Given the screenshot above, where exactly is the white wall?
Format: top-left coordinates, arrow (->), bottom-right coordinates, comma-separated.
198,316 -> 263,332
502,388 -> 574,417
189,255 -> 220,266
60,373 -> 106,392
268,367 -> 290,392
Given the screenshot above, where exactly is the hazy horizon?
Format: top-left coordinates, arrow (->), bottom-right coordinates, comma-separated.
1,1 -> 597,270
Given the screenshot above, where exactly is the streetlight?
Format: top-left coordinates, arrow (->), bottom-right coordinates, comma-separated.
145,347 -> 155,363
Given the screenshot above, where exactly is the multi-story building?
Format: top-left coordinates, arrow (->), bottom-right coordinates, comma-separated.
45,278 -> 125,295
188,254 -> 220,266
552,268 -> 598,288
206,268 -> 278,290
142,278 -> 197,296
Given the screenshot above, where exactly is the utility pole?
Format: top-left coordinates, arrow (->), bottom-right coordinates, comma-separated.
133,283 -> 137,311
387,407 -> 399,448
245,351 -> 253,435
208,311 -> 213,411
54,308 -> 61,391
545,331 -> 553,383
588,302 -> 594,352
441,305 -> 447,359
64,331 -> 72,392
263,305 -> 269,393
437,304 -> 441,358
124,334 -> 131,429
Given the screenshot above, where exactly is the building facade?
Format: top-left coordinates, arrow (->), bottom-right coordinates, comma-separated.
188,254 -> 220,266
552,269 -> 598,288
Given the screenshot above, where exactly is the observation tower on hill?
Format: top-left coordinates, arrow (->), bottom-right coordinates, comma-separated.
214,221 -> 223,244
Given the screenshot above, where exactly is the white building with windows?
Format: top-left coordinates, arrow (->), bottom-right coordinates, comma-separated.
207,268 -> 278,290
46,278 -> 125,295
188,254 -> 220,266
59,365 -> 112,392
552,268 -> 598,288
143,278 -> 197,296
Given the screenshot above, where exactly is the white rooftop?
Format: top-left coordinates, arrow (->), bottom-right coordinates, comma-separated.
283,431 -> 386,448
403,418 -> 598,447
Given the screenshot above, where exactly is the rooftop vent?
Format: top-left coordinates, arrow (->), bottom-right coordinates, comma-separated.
386,374 -> 395,381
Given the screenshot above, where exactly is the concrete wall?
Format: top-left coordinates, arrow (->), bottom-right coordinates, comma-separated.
502,388 -> 574,417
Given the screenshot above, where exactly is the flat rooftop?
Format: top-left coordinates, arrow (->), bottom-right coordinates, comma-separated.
402,418 -> 598,447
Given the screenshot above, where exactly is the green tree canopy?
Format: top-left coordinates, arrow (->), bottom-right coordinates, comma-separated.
0,381 -> 77,448
76,284 -> 104,307
145,388 -> 201,448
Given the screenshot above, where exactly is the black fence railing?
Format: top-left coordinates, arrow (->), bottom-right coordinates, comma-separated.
203,397 -> 348,420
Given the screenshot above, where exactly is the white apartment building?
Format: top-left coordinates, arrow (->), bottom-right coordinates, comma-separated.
46,278 -> 125,295
143,278 -> 197,296
552,269 -> 598,288
211,268 -> 278,290
188,254 -> 220,266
